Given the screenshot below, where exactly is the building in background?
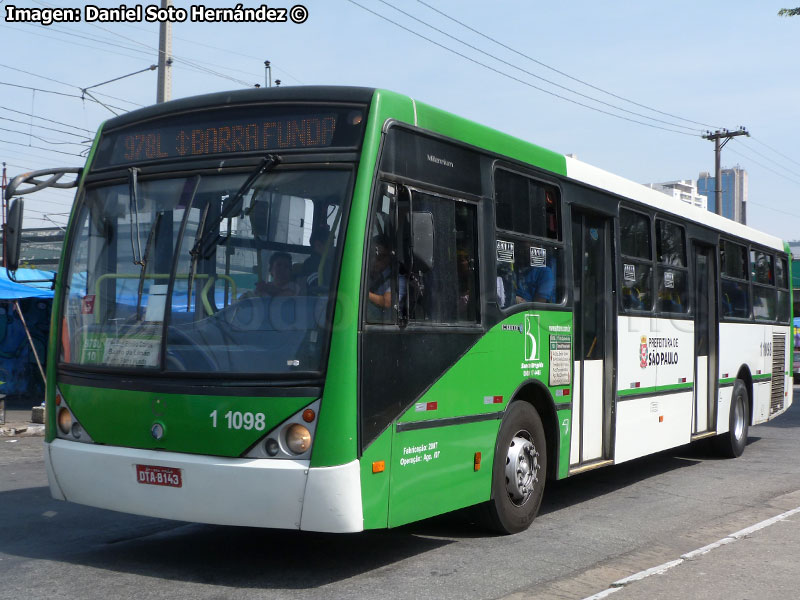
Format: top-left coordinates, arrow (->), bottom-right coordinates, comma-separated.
644,180 -> 707,210
697,166 -> 748,224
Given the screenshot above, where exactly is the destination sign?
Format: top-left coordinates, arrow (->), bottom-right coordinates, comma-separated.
94,105 -> 366,168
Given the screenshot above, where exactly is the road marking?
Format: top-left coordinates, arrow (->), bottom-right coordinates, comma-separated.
582,505 -> 800,600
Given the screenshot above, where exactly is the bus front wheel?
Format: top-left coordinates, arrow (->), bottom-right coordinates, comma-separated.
484,401 -> 547,534
714,379 -> 749,458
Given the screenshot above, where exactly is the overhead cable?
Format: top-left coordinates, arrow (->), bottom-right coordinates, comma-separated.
345,0 -> 697,136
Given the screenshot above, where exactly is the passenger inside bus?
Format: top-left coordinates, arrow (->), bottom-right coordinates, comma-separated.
255,252 -> 299,297
515,259 -> 556,303
367,235 -> 393,316
299,227 -> 332,290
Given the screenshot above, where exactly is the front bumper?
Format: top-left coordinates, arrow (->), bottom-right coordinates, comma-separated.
45,439 -> 363,532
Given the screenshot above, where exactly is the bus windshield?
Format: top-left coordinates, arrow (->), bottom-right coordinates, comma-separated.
60,167 -> 352,376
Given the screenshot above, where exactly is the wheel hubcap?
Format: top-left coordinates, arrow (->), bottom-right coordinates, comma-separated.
505,434 -> 539,506
733,394 -> 745,440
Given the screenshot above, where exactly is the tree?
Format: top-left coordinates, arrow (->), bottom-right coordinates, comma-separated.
778,7 -> 800,15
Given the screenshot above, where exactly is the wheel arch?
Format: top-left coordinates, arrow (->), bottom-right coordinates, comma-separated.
509,380 -> 560,482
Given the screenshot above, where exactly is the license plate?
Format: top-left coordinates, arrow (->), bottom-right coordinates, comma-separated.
135,464 -> 182,488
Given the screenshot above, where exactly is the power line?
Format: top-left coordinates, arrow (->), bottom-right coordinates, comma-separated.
0,61 -> 143,108
377,0 -> 702,133
733,139 -> 800,182
0,81 -> 130,112
0,139 -> 85,158
412,0 -> 722,131
0,116 -> 90,140
748,136 -> 800,170
0,125 -> 90,147
345,0 -> 697,136
0,105 -> 94,134
29,1 -> 255,88
727,144 -> 800,187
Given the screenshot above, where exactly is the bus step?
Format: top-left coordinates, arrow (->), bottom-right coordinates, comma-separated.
569,459 -> 614,475
691,431 -> 717,441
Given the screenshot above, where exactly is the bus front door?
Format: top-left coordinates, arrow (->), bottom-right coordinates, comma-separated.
570,210 -> 615,468
692,243 -> 718,435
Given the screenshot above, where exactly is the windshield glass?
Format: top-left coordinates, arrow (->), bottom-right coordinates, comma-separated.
60,168 -> 351,375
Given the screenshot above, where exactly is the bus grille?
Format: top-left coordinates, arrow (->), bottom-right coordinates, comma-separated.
771,333 -> 786,415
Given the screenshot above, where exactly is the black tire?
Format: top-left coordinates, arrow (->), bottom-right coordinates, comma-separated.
484,401 -> 547,534
714,378 -> 749,458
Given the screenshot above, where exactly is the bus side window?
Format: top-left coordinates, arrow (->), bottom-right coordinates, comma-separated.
493,169 -> 564,308
365,184 -> 399,324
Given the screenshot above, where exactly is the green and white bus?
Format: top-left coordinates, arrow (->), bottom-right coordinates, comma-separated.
6,87 -> 793,534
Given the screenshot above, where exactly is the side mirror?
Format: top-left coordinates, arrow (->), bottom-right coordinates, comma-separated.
6,198 -> 24,271
411,211 -> 434,272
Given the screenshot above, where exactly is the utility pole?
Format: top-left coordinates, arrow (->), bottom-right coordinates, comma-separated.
702,128 -> 748,216
156,0 -> 173,103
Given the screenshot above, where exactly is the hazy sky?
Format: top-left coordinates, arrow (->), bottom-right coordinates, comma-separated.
1,1 -> 798,240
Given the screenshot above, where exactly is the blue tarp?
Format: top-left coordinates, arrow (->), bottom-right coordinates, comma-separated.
0,269 -> 54,398
0,268 -> 55,300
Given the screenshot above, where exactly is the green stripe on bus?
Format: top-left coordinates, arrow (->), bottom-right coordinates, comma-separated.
617,382 -> 693,397
753,373 -> 772,381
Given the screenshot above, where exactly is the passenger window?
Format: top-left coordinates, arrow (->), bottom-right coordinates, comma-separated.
750,250 -> 774,285
365,185 -> 480,326
656,219 -> 688,314
494,169 -> 564,308
365,184 -> 398,324
407,193 -> 479,324
776,257 -> 789,289
620,210 -> 651,260
776,257 -> 790,322
721,240 -> 748,280
620,209 -> 653,312
720,239 -> 750,319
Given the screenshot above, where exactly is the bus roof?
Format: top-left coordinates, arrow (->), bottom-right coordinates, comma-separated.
100,85 -> 376,131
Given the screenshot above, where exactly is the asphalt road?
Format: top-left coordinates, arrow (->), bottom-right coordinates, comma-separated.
2,389 -> 800,600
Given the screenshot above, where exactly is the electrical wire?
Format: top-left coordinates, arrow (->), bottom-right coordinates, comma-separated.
747,136 -> 800,170
0,116 -> 90,140
376,0 -> 702,133
29,1 -> 255,88
0,125 -> 90,146
345,0 -> 697,136
732,140 -> 800,183
0,81 -> 130,112
726,145 -> 800,187
413,0 -> 722,131
0,61 -> 143,108
0,105 -> 94,134
0,139 -> 85,157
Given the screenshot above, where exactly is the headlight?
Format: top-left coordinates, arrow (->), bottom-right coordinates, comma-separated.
285,424 -> 311,454
57,408 -> 72,434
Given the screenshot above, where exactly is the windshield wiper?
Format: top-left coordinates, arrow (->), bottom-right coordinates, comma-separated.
128,167 -> 143,266
189,153 -> 281,260
185,153 -> 281,312
186,203 -> 210,312
135,211 -> 163,320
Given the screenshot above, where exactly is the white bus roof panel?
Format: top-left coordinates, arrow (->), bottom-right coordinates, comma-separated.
565,156 -> 785,252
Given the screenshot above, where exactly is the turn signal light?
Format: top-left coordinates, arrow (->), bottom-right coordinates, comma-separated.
372,460 -> 385,473
302,408 -> 316,423
474,451 -> 482,471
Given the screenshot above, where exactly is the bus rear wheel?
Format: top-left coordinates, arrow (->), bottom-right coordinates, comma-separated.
484,401 -> 547,534
714,379 -> 749,458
